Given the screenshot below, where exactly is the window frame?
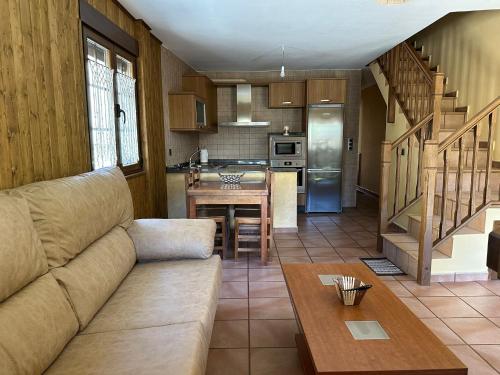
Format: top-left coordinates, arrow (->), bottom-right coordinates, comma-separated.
82,26 -> 143,176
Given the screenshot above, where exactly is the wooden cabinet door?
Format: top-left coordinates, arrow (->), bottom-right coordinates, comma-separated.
307,79 -> 346,104
269,81 -> 305,108
183,75 -> 218,132
168,93 -> 197,131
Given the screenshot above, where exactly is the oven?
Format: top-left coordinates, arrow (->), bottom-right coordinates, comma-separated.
269,159 -> 306,194
269,134 -> 306,160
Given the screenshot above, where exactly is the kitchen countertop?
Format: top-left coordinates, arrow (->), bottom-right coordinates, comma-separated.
166,159 -> 269,173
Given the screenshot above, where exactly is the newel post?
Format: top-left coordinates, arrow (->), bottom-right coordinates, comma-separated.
377,141 -> 392,252
417,140 -> 438,285
430,73 -> 445,140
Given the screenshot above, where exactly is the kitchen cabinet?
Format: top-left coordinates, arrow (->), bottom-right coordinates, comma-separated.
307,79 -> 346,104
168,92 -> 205,131
182,74 -> 218,132
268,81 -> 305,108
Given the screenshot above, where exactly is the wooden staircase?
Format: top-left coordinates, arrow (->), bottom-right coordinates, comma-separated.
375,41 -> 500,285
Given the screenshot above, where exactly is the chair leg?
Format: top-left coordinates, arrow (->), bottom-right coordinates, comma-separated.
221,219 -> 227,259
234,220 -> 239,260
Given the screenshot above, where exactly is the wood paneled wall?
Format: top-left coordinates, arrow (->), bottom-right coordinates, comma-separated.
0,0 -> 167,219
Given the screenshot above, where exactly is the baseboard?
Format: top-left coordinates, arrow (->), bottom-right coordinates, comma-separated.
493,161 -> 500,168
356,185 -> 379,199
273,227 -> 298,233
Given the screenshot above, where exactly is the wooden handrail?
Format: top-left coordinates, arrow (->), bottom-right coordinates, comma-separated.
401,42 -> 433,85
392,113 -> 433,150
439,96 -> 500,152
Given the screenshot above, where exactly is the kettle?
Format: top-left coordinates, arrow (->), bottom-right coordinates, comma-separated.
200,148 -> 209,164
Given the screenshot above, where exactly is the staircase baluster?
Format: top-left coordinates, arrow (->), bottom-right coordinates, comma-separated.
440,149 -> 449,239
454,138 -> 465,228
484,111 -> 496,206
469,126 -> 479,216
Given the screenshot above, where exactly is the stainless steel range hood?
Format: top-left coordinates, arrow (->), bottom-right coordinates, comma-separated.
219,84 -> 270,127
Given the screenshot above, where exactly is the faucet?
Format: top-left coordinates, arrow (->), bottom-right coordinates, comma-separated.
188,148 -> 201,169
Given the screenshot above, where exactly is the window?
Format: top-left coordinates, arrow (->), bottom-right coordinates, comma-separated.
83,28 -> 141,174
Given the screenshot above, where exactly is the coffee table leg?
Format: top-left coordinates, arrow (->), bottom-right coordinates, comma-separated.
295,334 -> 316,375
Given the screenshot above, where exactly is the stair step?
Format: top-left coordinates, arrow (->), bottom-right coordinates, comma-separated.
440,111 -> 467,130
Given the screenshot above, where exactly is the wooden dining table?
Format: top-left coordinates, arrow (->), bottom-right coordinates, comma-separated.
187,181 -> 269,264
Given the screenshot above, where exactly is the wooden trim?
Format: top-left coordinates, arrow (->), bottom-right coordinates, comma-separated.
356,185 -> 379,199
493,161 -> 500,168
79,0 -> 138,56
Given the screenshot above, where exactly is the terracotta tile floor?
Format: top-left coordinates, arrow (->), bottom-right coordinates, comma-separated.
206,194 -> 500,375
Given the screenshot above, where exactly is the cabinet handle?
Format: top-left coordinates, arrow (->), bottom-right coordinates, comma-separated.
282,101 -> 292,105
320,99 -> 331,102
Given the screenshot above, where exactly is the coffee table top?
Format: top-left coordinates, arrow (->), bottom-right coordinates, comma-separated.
283,263 -> 466,375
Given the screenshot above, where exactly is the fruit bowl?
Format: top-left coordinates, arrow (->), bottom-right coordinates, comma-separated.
218,172 -> 245,184
333,275 -> 372,306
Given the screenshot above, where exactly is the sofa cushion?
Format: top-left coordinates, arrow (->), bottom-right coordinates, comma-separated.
13,167 -> 134,268
51,227 -> 136,330
128,219 -> 216,261
83,256 -> 221,342
0,193 -> 48,302
46,322 -> 208,375
0,273 -> 79,375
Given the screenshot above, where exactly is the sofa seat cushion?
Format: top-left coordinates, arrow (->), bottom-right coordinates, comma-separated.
14,167 -> 134,268
83,256 -> 221,341
51,227 -> 136,330
0,193 -> 49,302
128,219 -> 217,261
46,322 -> 208,375
0,273 -> 79,375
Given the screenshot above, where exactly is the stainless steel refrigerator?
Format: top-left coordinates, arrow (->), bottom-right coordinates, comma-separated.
306,104 -> 343,213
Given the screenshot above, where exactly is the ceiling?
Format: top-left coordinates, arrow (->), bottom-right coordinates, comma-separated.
120,0 -> 500,71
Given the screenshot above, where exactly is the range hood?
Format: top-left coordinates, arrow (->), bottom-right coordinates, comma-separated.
219,84 -> 270,127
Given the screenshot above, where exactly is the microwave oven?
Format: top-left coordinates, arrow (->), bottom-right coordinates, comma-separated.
269,134 -> 306,160
195,99 -> 206,128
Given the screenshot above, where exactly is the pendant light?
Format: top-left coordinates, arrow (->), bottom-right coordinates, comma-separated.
280,45 -> 285,78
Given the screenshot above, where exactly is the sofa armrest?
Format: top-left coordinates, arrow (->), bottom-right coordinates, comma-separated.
127,219 -> 216,261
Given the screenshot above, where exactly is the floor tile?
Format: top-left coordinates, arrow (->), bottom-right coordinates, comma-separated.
479,280 -> 500,295
420,318 -> 464,345
250,320 -> 298,348
448,345 -> 498,375
384,280 -> 413,297
221,282 -> 248,298
279,256 -> 312,264
354,238 -> 377,247
342,256 -> 364,263
207,348 -> 249,375
399,297 -> 435,318
249,268 -> 284,282
248,256 -> 281,269
249,282 -> 289,298
323,233 -> 350,240
250,348 -> 303,375
491,318 -> 500,327
222,257 -> 249,269
300,238 -> 331,247
277,247 -> 308,257
210,320 -> 249,348
419,297 -> 482,318
443,318 -> 500,344
311,256 -> 345,263
274,233 -> 299,239
223,268 -> 248,282
328,238 -> 360,247
335,247 -> 370,257
306,247 -> 338,257
471,345 -> 500,372
216,299 -> 249,320
274,239 -> 303,247
462,296 -> 500,318
442,282 -> 494,297
400,281 -> 455,297
249,298 -> 295,319
348,231 -> 376,240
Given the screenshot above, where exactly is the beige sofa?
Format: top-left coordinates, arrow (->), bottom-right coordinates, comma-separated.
0,167 -> 221,375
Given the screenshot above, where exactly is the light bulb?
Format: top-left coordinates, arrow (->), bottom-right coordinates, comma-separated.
280,65 -> 285,78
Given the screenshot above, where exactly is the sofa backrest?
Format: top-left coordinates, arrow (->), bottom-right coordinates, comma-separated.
0,193 -> 79,374
12,167 -> 134,268
13,167 -> 137,331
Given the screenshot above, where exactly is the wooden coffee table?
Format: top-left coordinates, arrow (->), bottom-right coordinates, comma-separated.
282,264 -> 467,375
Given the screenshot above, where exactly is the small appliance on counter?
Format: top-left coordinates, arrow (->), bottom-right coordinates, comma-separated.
200,148 -> 208,164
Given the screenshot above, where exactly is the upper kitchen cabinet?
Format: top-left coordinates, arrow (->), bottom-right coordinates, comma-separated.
306,79 -> 347,104
268,81 -> 305,108
182,74 -> 218,132
169,92 -> 207,131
